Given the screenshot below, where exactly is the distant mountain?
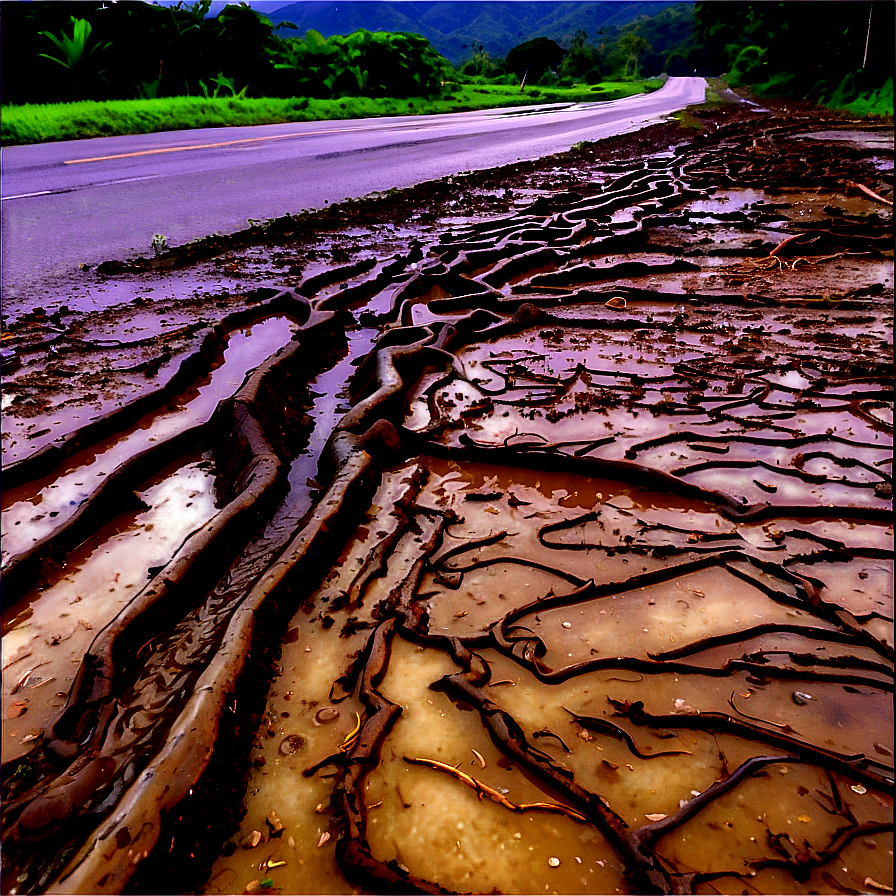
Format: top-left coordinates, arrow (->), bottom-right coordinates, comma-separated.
266,2 -> 694,64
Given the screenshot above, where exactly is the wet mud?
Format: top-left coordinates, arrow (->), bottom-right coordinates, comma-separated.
1,100 -> 892,895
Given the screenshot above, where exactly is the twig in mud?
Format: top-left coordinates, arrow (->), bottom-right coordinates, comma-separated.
403,755 -> 589,822
769,233 -> 818,257
846,180 -> 893,207
338,712 -> 363,752
750,819 -> 895,878
728,691 -> 795,731
789,250 -> 852,270
563,707 -> 693,758
632,755 -> 795,849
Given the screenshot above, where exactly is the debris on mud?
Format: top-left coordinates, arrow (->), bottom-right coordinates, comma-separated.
1,99 -> 892,896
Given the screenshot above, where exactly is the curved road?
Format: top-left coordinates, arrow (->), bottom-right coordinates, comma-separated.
1,77 -> 705,297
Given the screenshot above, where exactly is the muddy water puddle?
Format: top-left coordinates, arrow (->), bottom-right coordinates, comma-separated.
1,315 -> 298,558
209,455 -> 893,894
1,455 -> 217,764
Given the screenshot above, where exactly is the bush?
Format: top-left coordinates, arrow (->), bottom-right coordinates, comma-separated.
583,67 -> 603,85
826,74 -> 893,117
827,71 -> 860,107
727,44 -> 765,88
269,29 -> 448,100
751,70 -> 797,97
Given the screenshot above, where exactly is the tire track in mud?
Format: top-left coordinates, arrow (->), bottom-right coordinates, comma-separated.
1,111 -> 892,895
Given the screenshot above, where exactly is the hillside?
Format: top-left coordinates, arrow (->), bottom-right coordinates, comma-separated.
267,1 -> 694,64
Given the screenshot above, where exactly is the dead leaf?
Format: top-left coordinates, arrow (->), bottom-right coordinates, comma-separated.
6,702 -> 28,719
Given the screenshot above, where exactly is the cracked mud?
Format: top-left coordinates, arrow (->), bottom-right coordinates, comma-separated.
1,102 -> 893,896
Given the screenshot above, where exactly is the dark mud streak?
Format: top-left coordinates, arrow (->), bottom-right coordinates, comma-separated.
0,291 -> 314,600
37,432 -> 378,893
608,700 -> 891,790
334,619 -> 455,895
0,290 -> 310,491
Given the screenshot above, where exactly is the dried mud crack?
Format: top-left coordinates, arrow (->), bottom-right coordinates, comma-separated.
1,103 -> 893,896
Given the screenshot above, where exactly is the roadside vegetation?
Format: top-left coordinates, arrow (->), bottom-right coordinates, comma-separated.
0,0 -> 668,146
1,80 -> 662,147
695,1 -> 893,117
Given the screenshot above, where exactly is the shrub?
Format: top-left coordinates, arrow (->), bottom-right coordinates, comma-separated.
727,44 -> 765,88
827,74 -> 894,117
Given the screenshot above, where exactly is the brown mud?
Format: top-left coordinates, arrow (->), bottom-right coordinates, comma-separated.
1,95 -> 893,896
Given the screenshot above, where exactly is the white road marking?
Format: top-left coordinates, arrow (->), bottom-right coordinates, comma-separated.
2,189 -> 57,201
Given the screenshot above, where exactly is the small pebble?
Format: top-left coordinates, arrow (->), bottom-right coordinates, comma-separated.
242,830 -> 262,849
279,734 -> 307,756
548,857 -> 560,867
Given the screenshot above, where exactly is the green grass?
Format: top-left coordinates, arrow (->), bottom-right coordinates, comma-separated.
1,80 -> 664,146
824,76 -> 894,118
671,109 -> 703,131
702,78 -> 728,108
720,70 -> 893,119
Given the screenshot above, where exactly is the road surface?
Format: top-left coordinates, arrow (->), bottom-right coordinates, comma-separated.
1,77 -> 706,298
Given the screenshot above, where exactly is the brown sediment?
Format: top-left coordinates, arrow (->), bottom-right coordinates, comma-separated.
1,99 -> 892,896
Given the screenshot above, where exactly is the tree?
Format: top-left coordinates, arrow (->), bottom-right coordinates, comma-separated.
558,29 -> 596,81
664,50 -> 689,77
504,36 -> 564,86
617,28 -> 651,78
459,42 -> 497,78
206,3 -> 284,96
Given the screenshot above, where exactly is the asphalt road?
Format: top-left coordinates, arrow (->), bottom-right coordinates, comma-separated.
1,77 -> 706,297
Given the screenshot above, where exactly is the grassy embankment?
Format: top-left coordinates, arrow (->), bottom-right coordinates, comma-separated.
668,78 -> 727,131
1,80 -> 662,146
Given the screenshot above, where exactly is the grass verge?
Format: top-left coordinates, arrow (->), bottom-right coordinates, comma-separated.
1,80 -> 663,146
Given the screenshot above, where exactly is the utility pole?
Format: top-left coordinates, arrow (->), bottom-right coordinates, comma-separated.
862,3 -> 872,69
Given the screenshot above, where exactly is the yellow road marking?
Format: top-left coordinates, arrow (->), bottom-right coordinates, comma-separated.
62,125 -> 368,165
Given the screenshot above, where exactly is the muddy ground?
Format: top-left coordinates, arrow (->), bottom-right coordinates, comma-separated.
1,94 -> 893,896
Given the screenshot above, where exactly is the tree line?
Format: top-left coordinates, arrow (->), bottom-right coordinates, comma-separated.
2,1 -> 702,107
1,1 -> 891,111
0,1 -> 447,105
